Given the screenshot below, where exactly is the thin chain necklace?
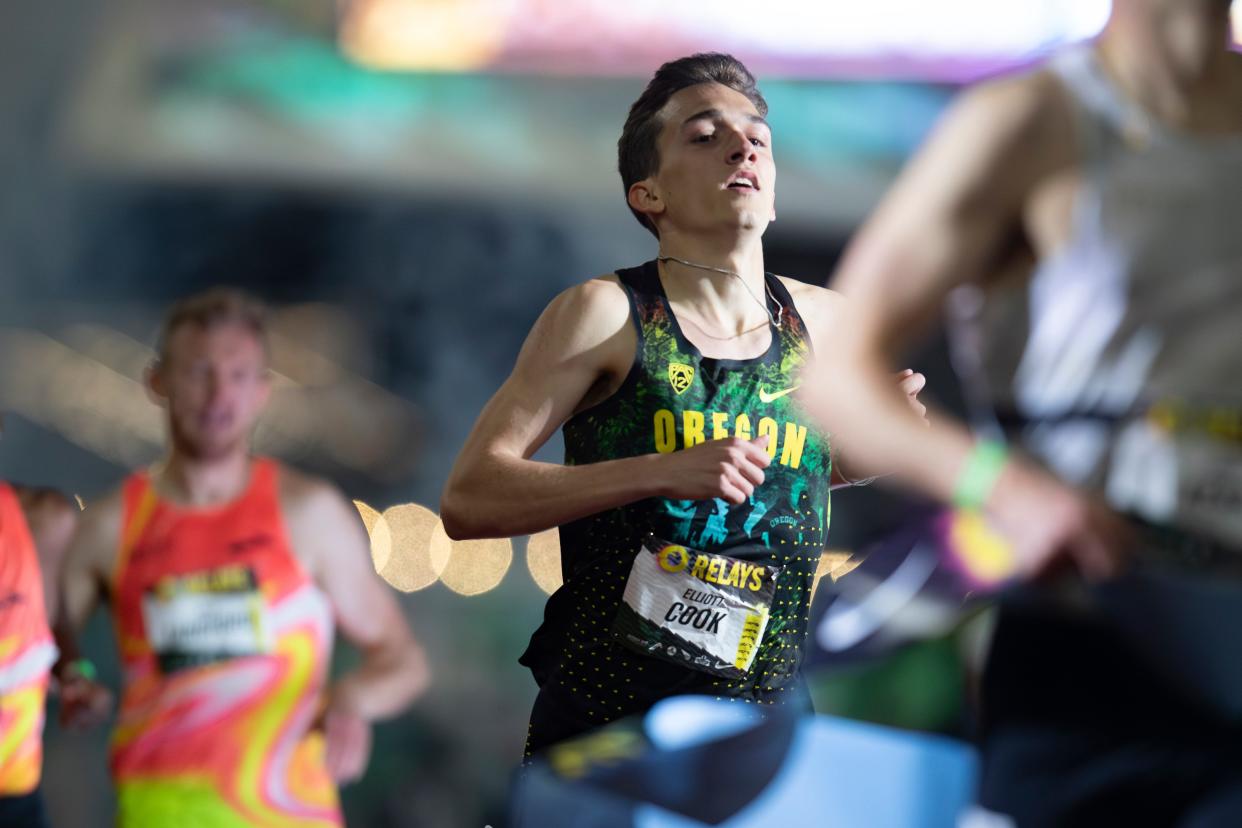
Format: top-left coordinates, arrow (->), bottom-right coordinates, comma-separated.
657,254 -> 784,332
679,314 -> 771,341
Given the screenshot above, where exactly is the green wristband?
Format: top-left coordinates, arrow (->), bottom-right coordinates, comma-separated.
70,658 -> 97,681
952,440 -> 1008,510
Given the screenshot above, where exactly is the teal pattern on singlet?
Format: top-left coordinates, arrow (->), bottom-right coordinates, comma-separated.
519,259 -> 833,750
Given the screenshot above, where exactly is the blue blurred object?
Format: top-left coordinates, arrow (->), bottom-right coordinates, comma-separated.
511,695 -> 978,828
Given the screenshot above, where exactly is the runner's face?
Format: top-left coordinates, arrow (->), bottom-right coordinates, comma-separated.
642,83 -> 776,237
156,323 -> 269,460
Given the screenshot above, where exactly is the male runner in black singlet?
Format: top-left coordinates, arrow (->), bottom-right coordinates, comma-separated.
442,54 -> 925,757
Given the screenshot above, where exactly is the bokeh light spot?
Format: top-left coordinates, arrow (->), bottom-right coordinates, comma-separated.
525,529 -> 562,595
376,503 -> 441,592
430,521 -> 512,596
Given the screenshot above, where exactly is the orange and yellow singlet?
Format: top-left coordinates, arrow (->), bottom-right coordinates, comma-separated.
0,482 -> 57,797
111,459 -> 340,827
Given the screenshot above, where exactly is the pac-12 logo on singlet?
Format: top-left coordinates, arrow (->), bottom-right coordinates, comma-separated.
668,363 -> 695,395
142,564 -> 272,674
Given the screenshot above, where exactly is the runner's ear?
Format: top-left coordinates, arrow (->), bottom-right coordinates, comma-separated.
628,180 -> 664,225
145,360 -> 166,404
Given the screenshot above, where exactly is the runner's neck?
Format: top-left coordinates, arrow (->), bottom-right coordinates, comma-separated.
152,451 -> 253,509
655,236 -> 770,333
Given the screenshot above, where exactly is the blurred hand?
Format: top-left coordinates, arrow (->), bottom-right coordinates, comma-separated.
896,369 -> 928,424
320,692 -> 372,785
57,672 -> 113,730
656,436 -> 771,505
987,461 -> 1129,581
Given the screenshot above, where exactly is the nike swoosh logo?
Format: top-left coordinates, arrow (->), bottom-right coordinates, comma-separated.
758,385 -> 800,403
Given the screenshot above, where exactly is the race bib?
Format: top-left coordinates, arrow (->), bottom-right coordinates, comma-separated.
612,537 -> 780,679
141,565 -> 271,674
1109,416 -> 1242,552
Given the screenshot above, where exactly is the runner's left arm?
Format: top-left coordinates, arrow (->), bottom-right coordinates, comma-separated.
294,479 -> 429,721
291,479 -> 427,783
826,369 -> 927,488
784,285 -> 927,488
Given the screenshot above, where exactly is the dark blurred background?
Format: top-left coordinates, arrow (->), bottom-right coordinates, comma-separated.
0,1 -> 1148,825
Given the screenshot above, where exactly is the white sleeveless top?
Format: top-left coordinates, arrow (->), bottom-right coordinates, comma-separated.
956,46 -> 1242,551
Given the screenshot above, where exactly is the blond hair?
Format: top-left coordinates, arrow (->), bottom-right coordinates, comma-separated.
157,287 -> 268,363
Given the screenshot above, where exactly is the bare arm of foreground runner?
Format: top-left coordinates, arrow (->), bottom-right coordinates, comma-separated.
284,472 -> 429,783
802,73 -> 1126,579
441,276 -> 773,540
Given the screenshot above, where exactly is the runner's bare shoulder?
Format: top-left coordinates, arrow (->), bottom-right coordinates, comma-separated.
934,67 -> 1075,186
276,464 -> 346,525
772,278 -> 847,354
275,465 -> 358,573
522,274 -> 635,378
545,274 -> 630,341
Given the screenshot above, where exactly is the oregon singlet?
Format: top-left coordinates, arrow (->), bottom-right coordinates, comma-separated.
0,483 -> 57,796
520,260 -> 832,753
111,459 -> 340,827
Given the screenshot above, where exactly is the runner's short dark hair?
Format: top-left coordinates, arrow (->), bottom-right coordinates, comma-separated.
619,53 -> 767,237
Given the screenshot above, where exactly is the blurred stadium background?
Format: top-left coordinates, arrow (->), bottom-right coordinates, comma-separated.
4,1 -> 1228,825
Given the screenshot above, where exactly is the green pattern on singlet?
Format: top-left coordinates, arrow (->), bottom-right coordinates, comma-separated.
520,259 -> 832,739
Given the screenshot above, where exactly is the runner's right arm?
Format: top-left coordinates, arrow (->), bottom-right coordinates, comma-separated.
54,490 -> 119,727
59,492 -> 119,633
804,74 -> 1124,579
441,277 -> 771,540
